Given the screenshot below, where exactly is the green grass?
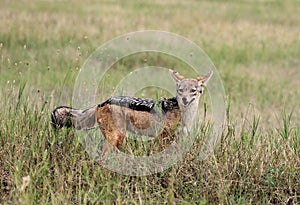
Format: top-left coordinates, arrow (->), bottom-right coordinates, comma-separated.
1,0 -> 299,204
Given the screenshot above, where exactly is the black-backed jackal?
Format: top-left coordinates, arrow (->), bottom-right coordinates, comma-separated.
51,69 -> 213,157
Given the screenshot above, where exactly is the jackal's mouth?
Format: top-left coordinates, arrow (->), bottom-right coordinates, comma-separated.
182,98 -> 195,106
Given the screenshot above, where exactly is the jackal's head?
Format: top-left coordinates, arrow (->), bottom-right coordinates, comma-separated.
169,69 -> 213,110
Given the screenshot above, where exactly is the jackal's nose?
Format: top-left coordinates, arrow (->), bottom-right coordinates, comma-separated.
182,97 -> 188,105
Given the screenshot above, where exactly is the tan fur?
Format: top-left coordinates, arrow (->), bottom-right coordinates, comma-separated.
96,70 -> 213,157
96,104 -> 181,156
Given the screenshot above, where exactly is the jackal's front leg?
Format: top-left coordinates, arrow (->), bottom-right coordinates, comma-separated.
158,126 -> 179,149
158,109 -> 181,148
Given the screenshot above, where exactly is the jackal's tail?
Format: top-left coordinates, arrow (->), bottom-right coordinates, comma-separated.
51,105 -> 97,130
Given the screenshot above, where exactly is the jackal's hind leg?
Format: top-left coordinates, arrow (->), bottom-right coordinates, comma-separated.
101,130 -> 125,158
97,105 -> 126,159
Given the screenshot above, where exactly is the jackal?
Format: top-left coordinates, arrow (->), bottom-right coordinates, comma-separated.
51,69 -> 213,156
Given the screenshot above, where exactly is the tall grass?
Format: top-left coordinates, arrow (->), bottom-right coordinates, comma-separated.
0,88 -> 299,204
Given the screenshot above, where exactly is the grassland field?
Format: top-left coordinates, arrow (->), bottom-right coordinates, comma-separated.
0,0 -> 299,204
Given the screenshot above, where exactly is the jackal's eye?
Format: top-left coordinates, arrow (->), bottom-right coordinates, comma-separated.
190,88 -> 197,93
178,88 -> 184,93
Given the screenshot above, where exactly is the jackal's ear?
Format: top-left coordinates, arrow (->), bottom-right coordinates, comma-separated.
197,71 -> 213,86
169,69 -> 185,83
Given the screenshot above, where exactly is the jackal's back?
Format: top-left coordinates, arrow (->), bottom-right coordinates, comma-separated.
98,96 -> 179,114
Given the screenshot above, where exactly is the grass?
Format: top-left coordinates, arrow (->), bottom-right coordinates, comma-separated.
0,0 -> 299,204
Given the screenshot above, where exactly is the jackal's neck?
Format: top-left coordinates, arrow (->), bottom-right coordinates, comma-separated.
179,101 -> 200,133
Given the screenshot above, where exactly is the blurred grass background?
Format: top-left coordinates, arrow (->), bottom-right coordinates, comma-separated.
1,0 -> 299,124
0,0 -> 299,204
